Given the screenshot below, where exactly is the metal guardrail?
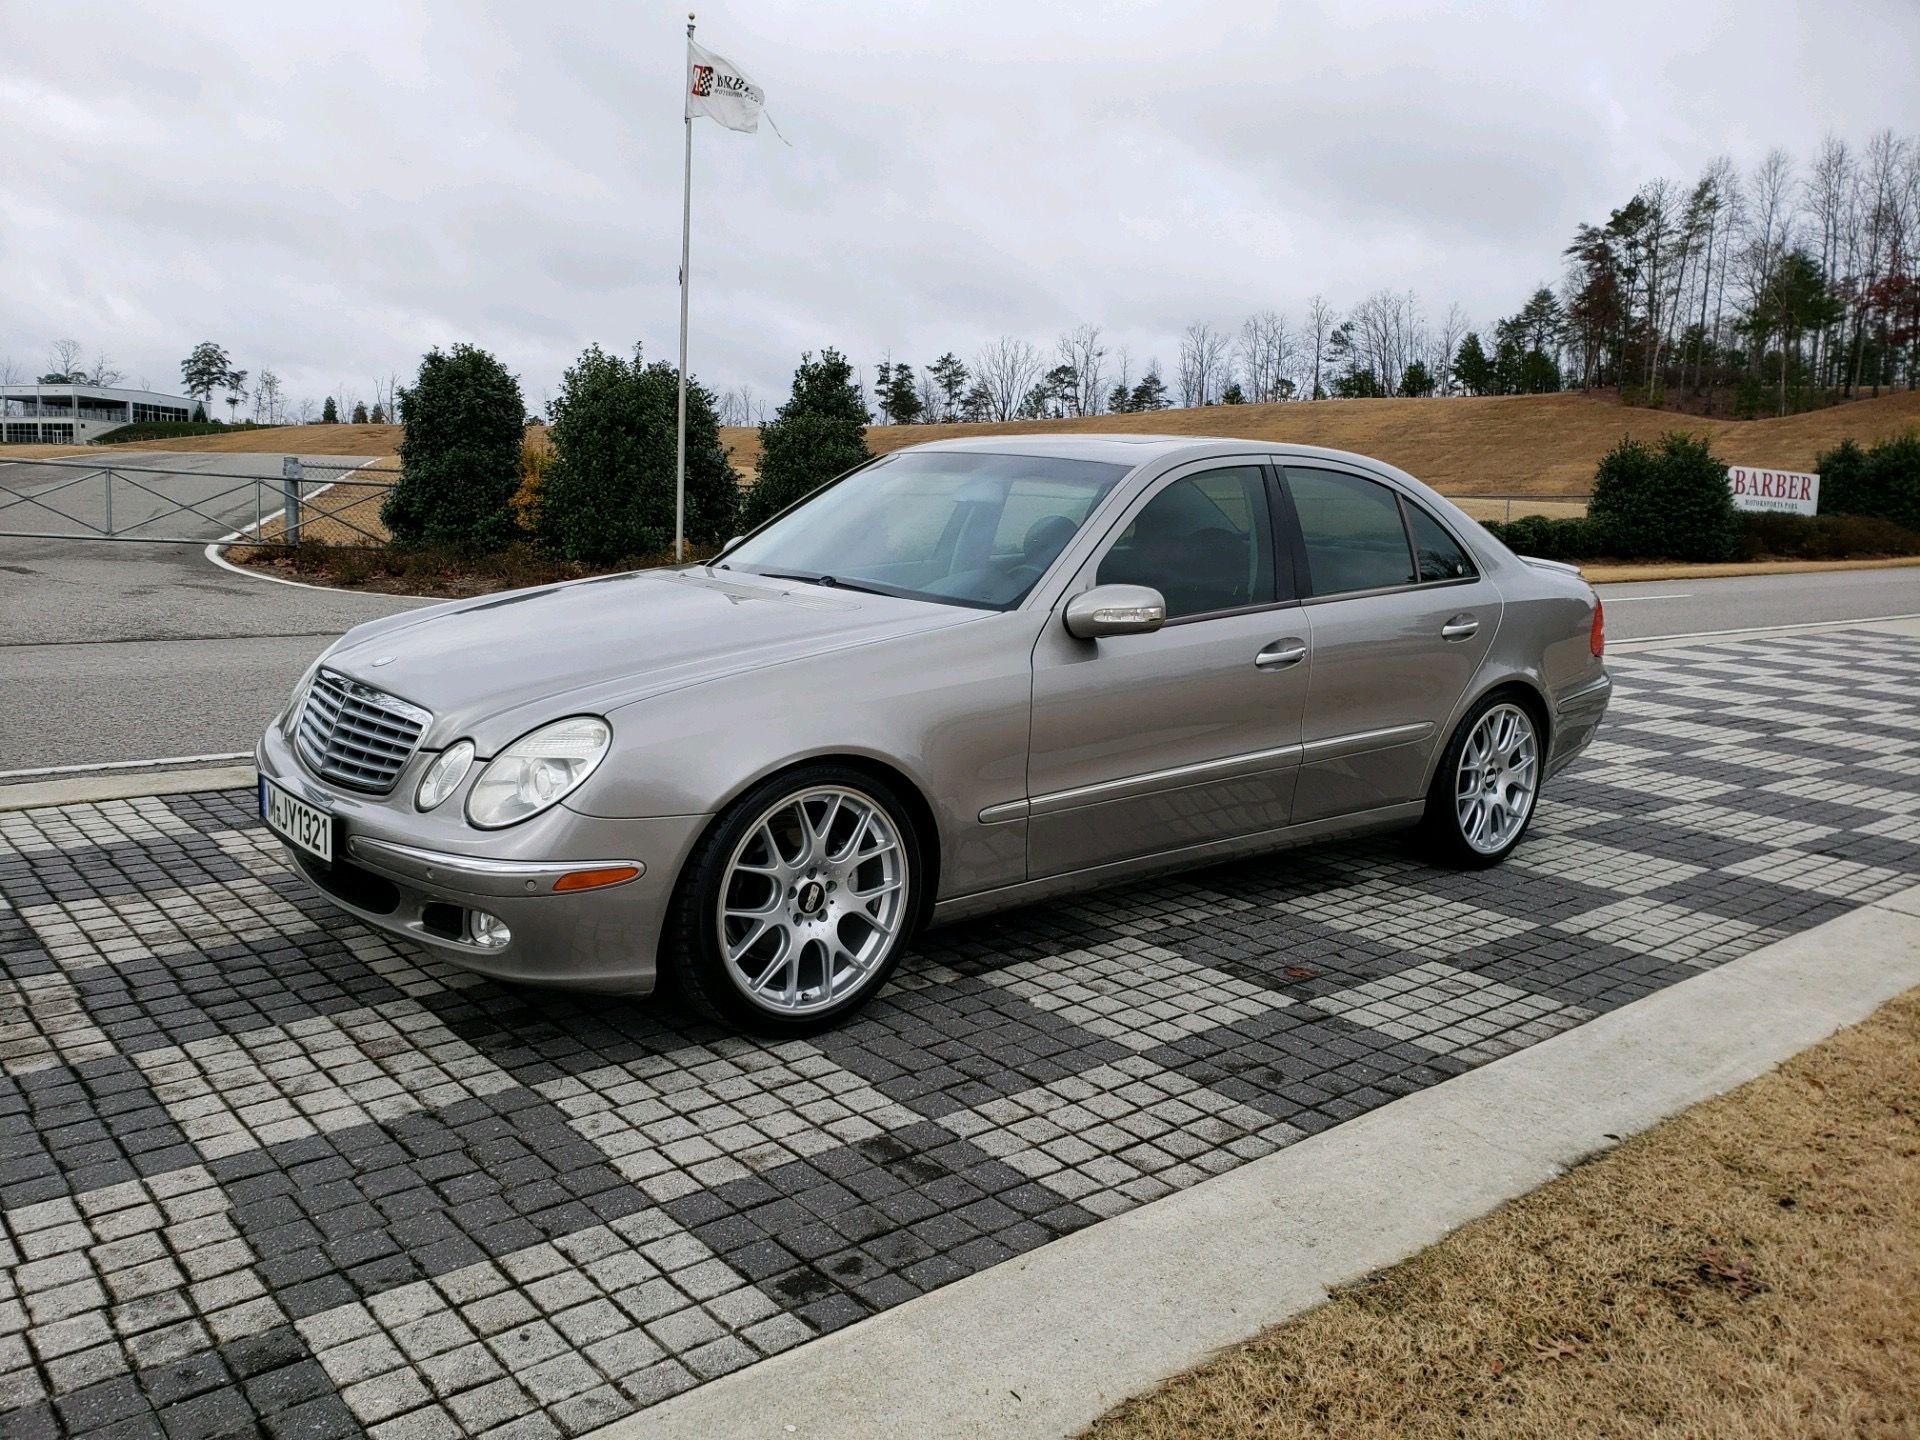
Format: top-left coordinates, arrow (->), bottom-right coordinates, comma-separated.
0,457 -> 399,548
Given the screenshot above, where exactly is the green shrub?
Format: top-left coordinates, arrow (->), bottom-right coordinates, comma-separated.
1818,431 -> 1920,531
382,345 -> 525,550
741,350 -> 872,528
1587,431 -> 1740,562
536,344 -> 738,565
1483,515 -> 1600,561
1737,511 -> 1920,562
92,419 -> 271,445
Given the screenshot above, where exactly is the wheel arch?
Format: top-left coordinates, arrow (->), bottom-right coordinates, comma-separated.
1423,673 -> 1553,793
676,751 -> 944,933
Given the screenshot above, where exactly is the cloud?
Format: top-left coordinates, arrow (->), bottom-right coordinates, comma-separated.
3,0 -> 1914,410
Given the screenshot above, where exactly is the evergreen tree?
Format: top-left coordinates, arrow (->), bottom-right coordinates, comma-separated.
927,353 -> 969,421
742,350 -> 874,527
1220,381 -> 1246,405
537,343 -> 737,563
1588,431 -> 1739,562
1452,333 -> 1494,394
1129,367 -> 1169,411
381,344 -> 526,550
1398,361 -> 1435,397
321,396 -> 338,424
351,401 -> 369,424
179,342 -> 237,413
370,402 -> 387,425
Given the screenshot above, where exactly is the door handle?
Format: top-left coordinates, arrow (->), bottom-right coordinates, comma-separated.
1440,614 -> 1479,640
1255,639 -> 1307,670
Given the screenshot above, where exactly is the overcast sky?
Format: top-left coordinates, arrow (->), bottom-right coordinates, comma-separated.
5,0 -> 1918,417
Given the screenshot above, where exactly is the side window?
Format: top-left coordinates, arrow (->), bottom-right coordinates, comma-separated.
1406,501 -> 1476,582
1097,466 -> 1276,619
1285,468 -> 1416,596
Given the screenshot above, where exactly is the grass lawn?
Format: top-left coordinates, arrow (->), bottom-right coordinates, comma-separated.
1083,987 -> 1920,1440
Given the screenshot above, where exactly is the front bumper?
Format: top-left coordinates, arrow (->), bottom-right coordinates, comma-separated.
257,723 -> 710,993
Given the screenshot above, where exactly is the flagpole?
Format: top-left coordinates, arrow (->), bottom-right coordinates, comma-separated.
675,13 -> 695,564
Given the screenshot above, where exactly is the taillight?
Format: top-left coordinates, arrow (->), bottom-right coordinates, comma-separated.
1589,597 -> 1605,657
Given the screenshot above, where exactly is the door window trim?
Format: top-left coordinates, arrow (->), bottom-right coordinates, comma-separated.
1075,459 -> 1301,627
1276,462 -> 1481,604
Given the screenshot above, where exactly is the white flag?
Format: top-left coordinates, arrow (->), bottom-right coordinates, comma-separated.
685,40 -> 764,133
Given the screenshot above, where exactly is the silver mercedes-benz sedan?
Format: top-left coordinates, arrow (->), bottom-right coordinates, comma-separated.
257,436 -> 1609,1033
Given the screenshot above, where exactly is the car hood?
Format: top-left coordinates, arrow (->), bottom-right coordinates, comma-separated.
321,568 -> 982,749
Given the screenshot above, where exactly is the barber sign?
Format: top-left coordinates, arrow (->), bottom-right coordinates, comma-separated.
1727,464 -> 1819,516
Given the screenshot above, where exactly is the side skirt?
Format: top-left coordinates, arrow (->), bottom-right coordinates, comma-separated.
928,801 -> 1427,928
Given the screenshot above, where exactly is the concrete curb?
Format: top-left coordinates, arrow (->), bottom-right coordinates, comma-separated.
0,766 -> 255,811
609,887 -> 1920,1440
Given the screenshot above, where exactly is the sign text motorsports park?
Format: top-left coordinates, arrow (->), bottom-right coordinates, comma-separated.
1727,464 -> 1819,516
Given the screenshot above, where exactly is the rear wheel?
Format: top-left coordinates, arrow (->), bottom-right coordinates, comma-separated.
1421,693 -> 1542,867
666,765 -> 919,1035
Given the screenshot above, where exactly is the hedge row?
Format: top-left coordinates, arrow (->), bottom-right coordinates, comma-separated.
1485,427 -> 1920,564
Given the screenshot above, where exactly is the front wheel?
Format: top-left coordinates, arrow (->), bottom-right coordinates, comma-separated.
1420,694 -> 1542,867
665,765 -> 919,1035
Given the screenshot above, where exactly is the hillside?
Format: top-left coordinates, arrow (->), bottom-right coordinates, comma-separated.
8,391 -> 1915,499
721,388 -> 1920,497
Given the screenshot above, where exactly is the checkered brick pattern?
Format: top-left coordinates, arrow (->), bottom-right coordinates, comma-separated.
3,630 -> 1919,1438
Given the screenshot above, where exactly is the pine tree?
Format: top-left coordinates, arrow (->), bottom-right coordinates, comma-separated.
742,350 -> 873,527
351,401 -> 369,424
321,396 -> 338,424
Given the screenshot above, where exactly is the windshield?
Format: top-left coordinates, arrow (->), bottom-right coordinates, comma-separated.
721,451 -> 1130,609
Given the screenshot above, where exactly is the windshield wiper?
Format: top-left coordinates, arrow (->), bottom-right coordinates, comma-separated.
750,570 -> 891,598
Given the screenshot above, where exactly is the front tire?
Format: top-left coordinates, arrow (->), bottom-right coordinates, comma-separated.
665,765 -> 919,1035
1420,693 -> 1542,868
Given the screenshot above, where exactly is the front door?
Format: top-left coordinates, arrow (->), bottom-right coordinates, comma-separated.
1027,462 -> 1310,877
1279,465 -> 1502,823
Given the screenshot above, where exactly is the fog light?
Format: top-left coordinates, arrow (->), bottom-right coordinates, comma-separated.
469,911 -> 512,950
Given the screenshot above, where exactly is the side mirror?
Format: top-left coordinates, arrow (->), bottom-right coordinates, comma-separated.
1064,584 -> 1167,640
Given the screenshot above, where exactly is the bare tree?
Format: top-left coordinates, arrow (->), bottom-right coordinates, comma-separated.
1055,324 -> 1107,416
1344,290 -> 1426,395
253,369 -> 284,425
1432,303 -> 1470,395
1235,311 -> 1295,403
83,352 -> 124,387
0,356 -> 20,386
296,398 -> 317,424
47,339 -> 84,381
1107,345 -> 1133,410
1177,322 -> 1231,406
972,337 -> 1043,422
1304,296 -> 1337,399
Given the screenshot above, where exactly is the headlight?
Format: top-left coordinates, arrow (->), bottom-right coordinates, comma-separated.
415,740 -> 475,812
465,717 -> 611,829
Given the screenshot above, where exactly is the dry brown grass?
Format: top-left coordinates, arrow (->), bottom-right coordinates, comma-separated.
1085,987 -> 1920,1440
721,388 -> 1920,498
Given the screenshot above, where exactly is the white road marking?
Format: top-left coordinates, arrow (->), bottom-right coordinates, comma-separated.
1602,594 -> 1694,602
1614,611 -> 1920,646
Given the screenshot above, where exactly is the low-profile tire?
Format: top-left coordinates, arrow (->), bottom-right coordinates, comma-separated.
664,764 -> 921,1036
1420,690 -> 1544,868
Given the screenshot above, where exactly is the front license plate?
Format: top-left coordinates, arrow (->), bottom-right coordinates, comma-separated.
260,775 -> 335,863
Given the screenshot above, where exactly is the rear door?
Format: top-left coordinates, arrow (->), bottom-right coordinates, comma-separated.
1279,464 -> 1502,823
1025,461 -> 1310,876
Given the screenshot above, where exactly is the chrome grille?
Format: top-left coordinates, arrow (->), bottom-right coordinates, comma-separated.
295,669 -> 431,793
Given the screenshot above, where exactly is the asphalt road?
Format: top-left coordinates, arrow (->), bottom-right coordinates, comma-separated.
1,452 -> 1915,776
0,452 -> 421,772
1599,566 -> 1920,640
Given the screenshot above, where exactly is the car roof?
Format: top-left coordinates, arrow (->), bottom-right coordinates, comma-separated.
891,432 -> 1399,473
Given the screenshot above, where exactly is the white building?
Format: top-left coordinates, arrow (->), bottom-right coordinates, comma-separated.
0,383 -> 196,445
